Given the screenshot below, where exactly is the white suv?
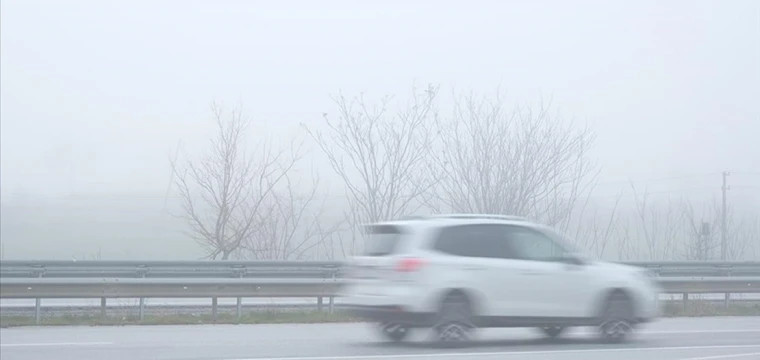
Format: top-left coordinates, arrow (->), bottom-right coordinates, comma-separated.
340,214 -> 661,345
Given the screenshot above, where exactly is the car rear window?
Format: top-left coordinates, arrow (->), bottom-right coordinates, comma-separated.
364,224 -> 404,256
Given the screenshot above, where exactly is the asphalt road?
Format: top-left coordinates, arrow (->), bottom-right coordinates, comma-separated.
2,317 -> 760,360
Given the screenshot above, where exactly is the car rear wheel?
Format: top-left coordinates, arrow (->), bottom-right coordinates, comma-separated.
431,292 -> 475,347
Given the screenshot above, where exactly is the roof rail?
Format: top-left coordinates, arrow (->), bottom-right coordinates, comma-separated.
400,215 -> 428,220
428,213 -> 529,221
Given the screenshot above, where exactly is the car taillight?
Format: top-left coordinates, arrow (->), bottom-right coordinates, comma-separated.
396,257 -> 426,272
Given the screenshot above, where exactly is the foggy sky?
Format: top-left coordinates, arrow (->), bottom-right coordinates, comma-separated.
1,0 -> 759,259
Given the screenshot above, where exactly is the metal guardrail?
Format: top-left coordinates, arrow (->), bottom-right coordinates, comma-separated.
1,260 -> 759,324
0,260 -> 344,279
3,260 -> 760,279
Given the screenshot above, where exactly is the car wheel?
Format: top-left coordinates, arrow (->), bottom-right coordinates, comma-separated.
539,326 -> 565,339
432,293 -> 475,347
598,292 -> 635,343
378,323 -> 410,342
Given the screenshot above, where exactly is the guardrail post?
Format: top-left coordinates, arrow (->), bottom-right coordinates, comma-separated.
138,266 -> 148,321
34,297 -> 42,325
138,297 -> 145,321
235,267 -> 244,321
328,269 -> 336,314
724,266 -> 732,307
100,297 -> 107,319
682,292 -> 689,310
317,297 -> 323,312
211,297 -> 218,322
34,270 -> 43,324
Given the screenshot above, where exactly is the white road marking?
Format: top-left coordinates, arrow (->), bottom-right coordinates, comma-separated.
677,352 -> 760,360
644,329 -> 760,335
226,344 -> 760,360
0,342 -> 112,348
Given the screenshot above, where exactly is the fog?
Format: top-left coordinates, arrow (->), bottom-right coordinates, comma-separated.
1,0 -> 758,261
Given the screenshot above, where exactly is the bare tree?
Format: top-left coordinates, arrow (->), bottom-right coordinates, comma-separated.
629,186 -> 684,260
320,198 -> 361,260
428,91 -> 597,226
616,220 -> 639,260
170,103 -> 302,260
565,190 -> 624,259
721,205 -> 759,261
680,200 -> 720,260
242,172 -> 341,260
303,85 -> 439,254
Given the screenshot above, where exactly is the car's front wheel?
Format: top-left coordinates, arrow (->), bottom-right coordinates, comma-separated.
377,323 -> 410,342
598,291 -> 635,343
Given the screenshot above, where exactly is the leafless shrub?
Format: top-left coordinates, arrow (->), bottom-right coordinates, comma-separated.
170,103 -> 303,260
303,85 -> 439,255
680,200 -> 720,260
242,172 -> 342,260
565,190 -> 624,258
721,206 -> 759,261
629,185 -> 684,260
428,91 -> 597,227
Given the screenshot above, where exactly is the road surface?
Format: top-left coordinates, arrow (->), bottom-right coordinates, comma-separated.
2,317 -> 760,360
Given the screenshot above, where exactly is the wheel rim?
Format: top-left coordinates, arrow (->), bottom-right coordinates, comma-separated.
600,297 -> 633,339
383,323 -> 406,334
435,296 -> 474,343
601,319 -> 632,339
437,322 -> 470,342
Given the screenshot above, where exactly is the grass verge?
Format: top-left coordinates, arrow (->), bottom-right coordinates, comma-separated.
0,310 -> 359,328
663,301 -> 760,317
2,302 -> 758,328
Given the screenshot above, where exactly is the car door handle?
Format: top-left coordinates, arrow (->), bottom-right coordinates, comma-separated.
521,271 -> 545,276
463,266 -> 485,271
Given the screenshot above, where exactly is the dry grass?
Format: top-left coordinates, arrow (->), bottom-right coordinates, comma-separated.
2,301 -> 758,328
0,309 -> 358,328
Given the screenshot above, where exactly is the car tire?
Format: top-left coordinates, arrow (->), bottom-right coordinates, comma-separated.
432,292 -> 475,347
539,326 -> 566,339
378,323 -> 410,342
598,291 -> 635,343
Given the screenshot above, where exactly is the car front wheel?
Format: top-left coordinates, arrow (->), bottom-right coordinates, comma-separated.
598,292 -> 635,343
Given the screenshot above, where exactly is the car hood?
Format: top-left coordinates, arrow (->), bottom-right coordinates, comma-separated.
589,260 -> 642,274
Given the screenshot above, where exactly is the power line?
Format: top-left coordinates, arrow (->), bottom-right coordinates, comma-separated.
596,172 -> 721,187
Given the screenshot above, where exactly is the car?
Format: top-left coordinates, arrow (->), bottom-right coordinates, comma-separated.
339,214 -> 661,345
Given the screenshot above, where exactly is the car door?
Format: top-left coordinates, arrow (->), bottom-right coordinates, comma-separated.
431,224 -> 523,317
502,225 -> 591,318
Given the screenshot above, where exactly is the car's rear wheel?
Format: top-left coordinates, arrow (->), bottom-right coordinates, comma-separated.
598,291 -> 635,343
539,326 -> 566,339
431,292 -> 475,347
377,323 -> 410,342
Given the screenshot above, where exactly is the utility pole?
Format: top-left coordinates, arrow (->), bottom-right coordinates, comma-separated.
721,171 -> 730,261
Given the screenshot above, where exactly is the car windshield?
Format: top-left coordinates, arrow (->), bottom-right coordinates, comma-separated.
540,226 -> 595,261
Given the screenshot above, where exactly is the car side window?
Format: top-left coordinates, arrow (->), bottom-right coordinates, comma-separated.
504,226 -> 568,262
433,224 -> 512,259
